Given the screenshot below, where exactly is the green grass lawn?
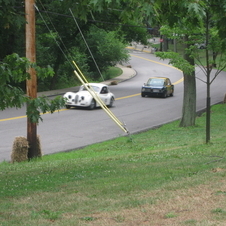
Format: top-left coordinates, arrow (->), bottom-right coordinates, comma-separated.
101,66 -> 122,81
1,104 -> 226,226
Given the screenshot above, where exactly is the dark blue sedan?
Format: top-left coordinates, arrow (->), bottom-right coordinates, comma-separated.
141,77 -> 174,98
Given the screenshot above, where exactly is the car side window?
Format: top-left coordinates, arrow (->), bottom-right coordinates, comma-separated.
100,87 -> 108,94
165,79 -> 170,85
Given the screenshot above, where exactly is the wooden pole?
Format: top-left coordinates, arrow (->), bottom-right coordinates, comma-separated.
25,0 -> 38,159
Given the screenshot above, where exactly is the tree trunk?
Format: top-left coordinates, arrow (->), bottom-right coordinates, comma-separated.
179,71 -> 196,127
173,38 -> 177,52
205,10 -> 211,143
159,34 -> 163,51
179,35 -> 196,127
163,35 -> 168,52
50,53 -> 62,90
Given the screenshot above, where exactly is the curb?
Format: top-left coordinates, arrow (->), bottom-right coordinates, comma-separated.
126,46 -> 153,54
37,65 -> 137,97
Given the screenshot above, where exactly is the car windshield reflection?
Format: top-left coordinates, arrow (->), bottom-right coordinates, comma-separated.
147,79 -> 164,86
81,85 -> 100,92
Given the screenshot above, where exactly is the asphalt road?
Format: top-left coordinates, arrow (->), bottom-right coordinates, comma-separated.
1,52 -> 226,162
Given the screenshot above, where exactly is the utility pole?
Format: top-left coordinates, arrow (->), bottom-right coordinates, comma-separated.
25,0 -> 38,159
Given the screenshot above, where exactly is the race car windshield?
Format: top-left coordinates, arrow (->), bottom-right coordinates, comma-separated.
82,85 -> 100,92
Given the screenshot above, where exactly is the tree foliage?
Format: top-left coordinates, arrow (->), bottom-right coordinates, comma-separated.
83,25 -> 129,80
1,0 -> 150,90
33,1 -> 145,88
0,53 -> 65,122
155,51 -> 194,75
0,54 -> 30,110
0,0 -> 25,59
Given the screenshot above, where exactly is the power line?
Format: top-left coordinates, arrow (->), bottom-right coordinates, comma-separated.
35,3 -> 74,69
35,9 -> 150,29
36,1 -> 106,81
69,8 -> 104,81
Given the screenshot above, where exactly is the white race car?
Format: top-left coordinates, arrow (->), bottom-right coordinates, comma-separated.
63,83 -> 115,110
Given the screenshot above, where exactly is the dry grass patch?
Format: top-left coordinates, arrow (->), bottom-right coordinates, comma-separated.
80,173 -> 226,226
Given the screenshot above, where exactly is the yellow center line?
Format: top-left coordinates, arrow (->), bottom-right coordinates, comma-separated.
130,54 -> 184,85
0,109 -> 67,122
173,77 -> 184,85
116,94 -> 140,100
1,115 -> 27,121
130,54 -> 182,71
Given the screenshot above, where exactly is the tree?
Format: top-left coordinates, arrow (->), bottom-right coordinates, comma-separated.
156,0 -> 226,141
118,20 -> 151,45
193,3 -> 226,142
157,25 -> 198,127
33,1 -> 137,88
180,35 -> 196,127
83,25 -> 129,80
0,0 -> 25,60
1,0 -> 141,90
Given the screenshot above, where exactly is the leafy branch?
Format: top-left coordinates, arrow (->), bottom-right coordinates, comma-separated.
1,53 -> 66,122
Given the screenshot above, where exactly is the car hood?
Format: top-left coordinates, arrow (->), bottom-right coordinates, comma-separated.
143,85 -> 164,88
64,90 -> 96,97
77,90 -> 97,96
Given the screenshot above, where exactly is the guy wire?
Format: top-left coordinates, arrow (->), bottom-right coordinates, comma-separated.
69,8 -> 105,82
35,1 -> 74,69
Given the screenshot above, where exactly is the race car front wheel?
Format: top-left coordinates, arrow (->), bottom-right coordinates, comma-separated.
88,99 -> 96,110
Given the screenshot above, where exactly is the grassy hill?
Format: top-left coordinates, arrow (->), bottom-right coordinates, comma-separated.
1,103 -> 226,226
